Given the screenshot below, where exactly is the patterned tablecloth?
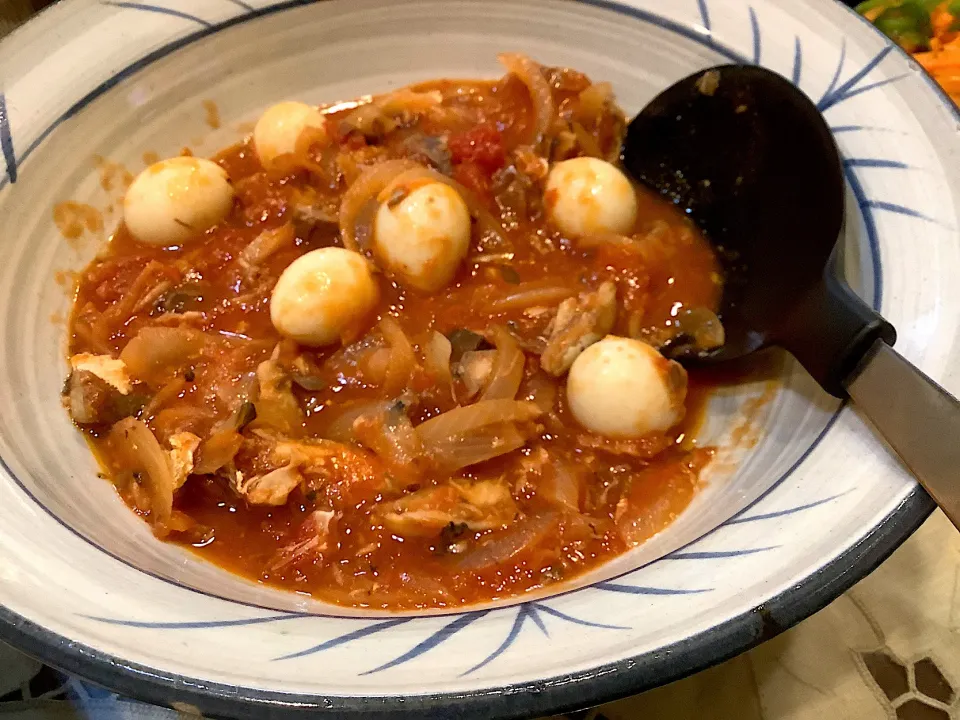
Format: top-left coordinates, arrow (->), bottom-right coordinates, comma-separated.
3,2 -> 958,718
2,509 -> 958,719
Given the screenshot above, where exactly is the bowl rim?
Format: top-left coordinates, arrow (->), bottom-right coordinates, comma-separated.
0,0 -> 944,716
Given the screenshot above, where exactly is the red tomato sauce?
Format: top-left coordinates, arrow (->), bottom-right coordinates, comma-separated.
65,61 -> 722,610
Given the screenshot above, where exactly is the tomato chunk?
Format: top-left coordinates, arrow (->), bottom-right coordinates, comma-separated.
448,124 -> 506,174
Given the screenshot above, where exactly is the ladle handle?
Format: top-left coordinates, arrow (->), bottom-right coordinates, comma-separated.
845,339 -> 960,530
782,272 -> 896,397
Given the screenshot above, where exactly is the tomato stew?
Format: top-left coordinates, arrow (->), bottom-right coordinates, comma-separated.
63,55 -> 722,609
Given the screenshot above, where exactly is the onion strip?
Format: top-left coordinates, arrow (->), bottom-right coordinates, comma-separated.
380,318 -> 418,396
239,223 -> 295,270
120,327 -> 206,386
458,350 -> 496,400
479,327 -> 525,401
498,53 -> 556,150
425,422 -> 529,472
107,418 -> 175,529
323,399 -> 395,444
416,399 -> 541,448
423,331 -> 454,398
571,120 -> 603,159
353,405 -> 423,483
578,81 -> 613,120
456,511 -> 559,570
488,285 -> 576,312
193,430 -> 243,475
576,231 -> 638,249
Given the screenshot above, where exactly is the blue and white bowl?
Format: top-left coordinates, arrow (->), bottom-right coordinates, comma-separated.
0,0 -> 957,717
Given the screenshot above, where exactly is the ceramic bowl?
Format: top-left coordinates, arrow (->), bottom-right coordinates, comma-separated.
0,0 -> 957,717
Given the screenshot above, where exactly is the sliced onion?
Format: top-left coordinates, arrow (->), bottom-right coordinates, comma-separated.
361,348 -> 391,385
106,418 -> 175,530
141,376 -> 187,419
322,399 -> 395,443
488,284 -> 576,312
425,421 -> 529,472
339,88 -> 442,140
393,573 -> 456,603
238,223 -> 295,270
498,53 -> 555,149
151,405 -> 216,439
292,125 -> 337,177
193,429 -> 243,475
352,403 -> 423,483
339,103 -> 398,139
458,349 -> 496,400
323,335 -> 386,381
578,81 -> 613,120
377,88 -> 443,115
615,471 -> 687,547
456,511 -> 559,571
570,120 -> 603,158
539,458 -> 584,512
479,327 -> 525,401
519,370 -> 558,414
380,318 -> 418,396
578,231 -> 669,268
416,399 -> 542,448
251,354 -> 305,435
120,327 -> 206,386
205,361 -> 258,416
576,231 -> 638,250
576,431 -> 674,460
423,331 -> 454,395
339,159 -> 421,251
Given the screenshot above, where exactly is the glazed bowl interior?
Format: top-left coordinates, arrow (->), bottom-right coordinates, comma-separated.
0,0 -> 907,617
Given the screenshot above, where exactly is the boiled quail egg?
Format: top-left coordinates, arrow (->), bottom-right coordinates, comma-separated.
253,101 -> 328,169
123,157 -> 234,247
566,336 -> 687,438
373,181 -> 471,292
270,247 -> 379,347
545,157 -> 638,238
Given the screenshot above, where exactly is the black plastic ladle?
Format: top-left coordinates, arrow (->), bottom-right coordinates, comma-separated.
621,65 -> 960,527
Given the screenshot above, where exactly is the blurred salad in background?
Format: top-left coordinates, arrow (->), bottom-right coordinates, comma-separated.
858,0 -> 960,100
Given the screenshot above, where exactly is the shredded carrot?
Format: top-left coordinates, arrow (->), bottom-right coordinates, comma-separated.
931,2 -> 956,38
907,3 -> 960,103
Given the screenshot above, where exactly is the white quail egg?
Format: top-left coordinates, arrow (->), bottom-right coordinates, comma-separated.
123,157 -> 234,246
545,157 -> 638,238
566,335 -> 687,438
253,101 -> 328,169
270,247 -> 379,347
373,181 -> 471,292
